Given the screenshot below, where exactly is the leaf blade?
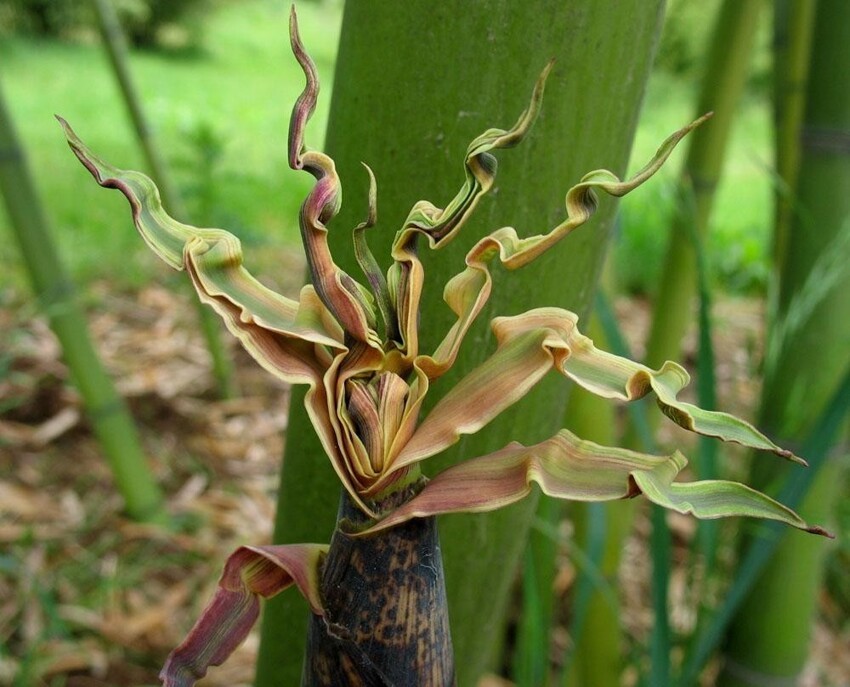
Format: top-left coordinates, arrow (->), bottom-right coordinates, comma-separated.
160,543 -> 327,687
362,430 -> 825,536
57,117 -> 345,351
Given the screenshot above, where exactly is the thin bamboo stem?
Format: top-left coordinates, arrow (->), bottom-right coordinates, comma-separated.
771,0 -> 817,274
91,0 -> 237,399
643,0 -> 763,373
558,316 -> 626,687
0,80 -> 165,523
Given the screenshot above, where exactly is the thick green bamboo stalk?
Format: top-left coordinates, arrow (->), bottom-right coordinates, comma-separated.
643,0 -> 763,371
90,0 -> 237,399
718,2 -> 850,684
0,81 -> 165,523
619,16 -> 764,662
256,3 -> 665,685
771,0 -> 817,272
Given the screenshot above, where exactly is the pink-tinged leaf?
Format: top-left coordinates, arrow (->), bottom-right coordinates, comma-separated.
57,118 -> 344,356
286,6 -> 317,173
315,338 -> 417,513
60,113 -> 392,509
394,306 -> 797,480
393,312 -> 577,471
361,430 -> 829,537
160,544 -> 327,687
287,8 -> 381,347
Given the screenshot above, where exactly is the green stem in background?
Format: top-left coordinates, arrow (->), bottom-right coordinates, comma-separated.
642,0 -> 763,373
514,493 -> 559,687
0,80 -> 165,524
593,291 -> 673,687
771,0 -> 817,275
717,2 -> 850,684
591,7 -> 763,677
649,504 -> 673,687
561,499 -> 624,687
615,5 -> 763,671
556,314 -> 627,687
684,187 -> 724,639
90,0 -> 237,399
255,2 -> 666,685
561,502 -> 633,687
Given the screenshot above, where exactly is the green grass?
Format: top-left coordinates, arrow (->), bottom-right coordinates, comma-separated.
0,0 -> 342,291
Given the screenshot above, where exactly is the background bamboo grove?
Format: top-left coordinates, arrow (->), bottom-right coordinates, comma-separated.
0,1 -> 848,686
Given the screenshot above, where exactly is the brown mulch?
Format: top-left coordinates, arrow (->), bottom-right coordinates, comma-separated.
0,284 -> 847,686
1,282 -> 288,686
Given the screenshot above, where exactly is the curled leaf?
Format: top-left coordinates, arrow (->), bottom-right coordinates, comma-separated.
412,114 -> 710,380
392,314 -> 571,473
58,116 -> 380,509
362,430 -> 828,537
395,307 -> 797,475
555,309 -> 805,464
288,7 -> 380,346
57,117 -> 344,357
160,544 -> 327,687
389,61 -> 554,362
353,163 -> 397,341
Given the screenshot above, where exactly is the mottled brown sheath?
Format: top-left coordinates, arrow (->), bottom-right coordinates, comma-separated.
302,490 -> 456,686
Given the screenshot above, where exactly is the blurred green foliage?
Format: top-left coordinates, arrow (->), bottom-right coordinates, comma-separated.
0,0 -> 215,49
654,0 -> 723,77
655,0 -> 771,93
615,1 -> 774,296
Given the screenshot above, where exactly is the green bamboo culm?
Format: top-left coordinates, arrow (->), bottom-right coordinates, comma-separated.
513,494 -> 558,687
679,364 -> 850,684
0,81 -> 165,524
90,0 -> 237,399
623,7 -> 765,664
591,7 -> 764,672
717,2 -> 850,684
771,0 -> 817,274
255,2 -> 666,685
565,292 -> 670,687
642,0 -> 763,372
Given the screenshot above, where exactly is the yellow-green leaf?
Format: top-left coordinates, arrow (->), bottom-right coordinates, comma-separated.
412,115 -> 709,380
362,430 -> 828,537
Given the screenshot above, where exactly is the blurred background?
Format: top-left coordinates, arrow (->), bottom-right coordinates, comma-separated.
1,1 -> 847,686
